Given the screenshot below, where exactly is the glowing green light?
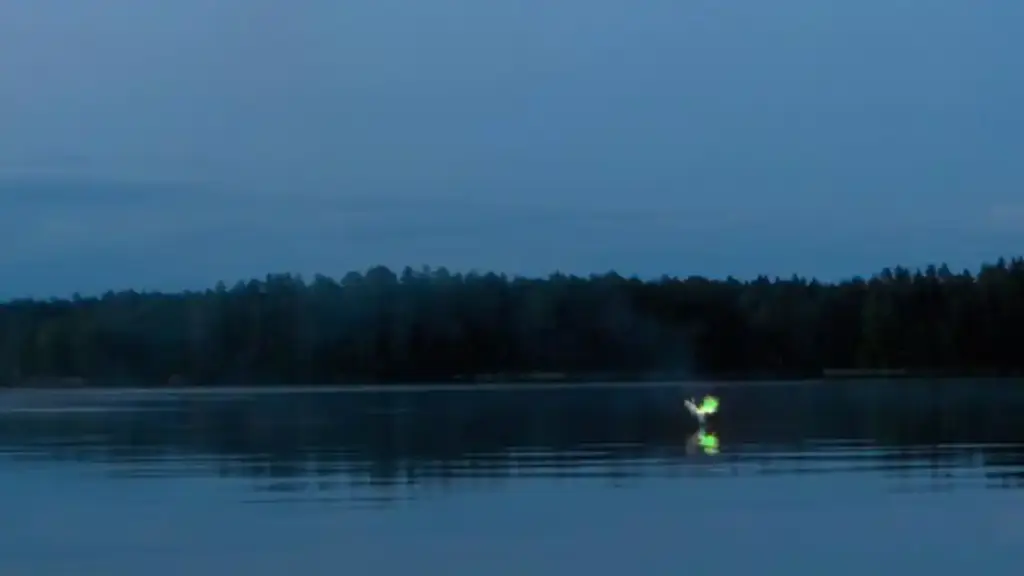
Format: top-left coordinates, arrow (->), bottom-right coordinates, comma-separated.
698,395 -> 719,415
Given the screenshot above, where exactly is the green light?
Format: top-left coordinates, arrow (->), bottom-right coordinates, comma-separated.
698,395 -> 719,415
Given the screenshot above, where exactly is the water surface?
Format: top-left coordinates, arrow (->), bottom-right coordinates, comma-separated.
1,380 -> 1022,575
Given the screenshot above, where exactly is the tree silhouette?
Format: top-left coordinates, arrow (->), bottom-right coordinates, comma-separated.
1,257 -> 1023,386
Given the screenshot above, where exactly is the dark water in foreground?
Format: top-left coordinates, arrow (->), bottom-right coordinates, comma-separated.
1,381 -> 1023,575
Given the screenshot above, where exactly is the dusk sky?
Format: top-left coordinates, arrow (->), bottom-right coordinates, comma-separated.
1,0 -> 1022,298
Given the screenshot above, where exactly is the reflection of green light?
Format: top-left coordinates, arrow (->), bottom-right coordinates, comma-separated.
698,395 -> 719,415
698,431 -> 719,454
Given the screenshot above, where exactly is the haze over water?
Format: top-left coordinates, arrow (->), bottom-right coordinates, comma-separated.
1,380 -> 1022,575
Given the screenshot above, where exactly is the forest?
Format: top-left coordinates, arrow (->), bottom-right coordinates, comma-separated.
1,256 -> 1023,386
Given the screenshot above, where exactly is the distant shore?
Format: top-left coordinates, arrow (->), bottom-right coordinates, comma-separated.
3,369 -> 1022,394
3,257 -> 1023,390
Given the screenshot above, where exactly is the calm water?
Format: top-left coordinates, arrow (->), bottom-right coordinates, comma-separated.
1,380 -> 1023,575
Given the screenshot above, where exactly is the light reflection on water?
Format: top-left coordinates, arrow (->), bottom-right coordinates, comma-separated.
1,381 -> 1023,575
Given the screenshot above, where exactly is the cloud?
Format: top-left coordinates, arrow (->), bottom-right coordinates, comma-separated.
0,180 -> 223,262
2,175 -> 1022,300
989,203 -> 1024,228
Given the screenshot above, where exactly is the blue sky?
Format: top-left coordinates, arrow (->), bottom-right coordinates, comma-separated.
1,0 -> 1022,298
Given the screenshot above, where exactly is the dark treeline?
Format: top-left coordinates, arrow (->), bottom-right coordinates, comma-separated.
1,257 -> 1023,386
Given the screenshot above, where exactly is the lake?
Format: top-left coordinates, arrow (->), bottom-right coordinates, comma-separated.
1,380 -> 1022,575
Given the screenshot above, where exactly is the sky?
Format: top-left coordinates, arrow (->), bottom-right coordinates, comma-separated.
1,0 -> 1022,298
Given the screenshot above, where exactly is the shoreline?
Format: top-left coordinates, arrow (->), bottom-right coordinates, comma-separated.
2,373 -> 1022,396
